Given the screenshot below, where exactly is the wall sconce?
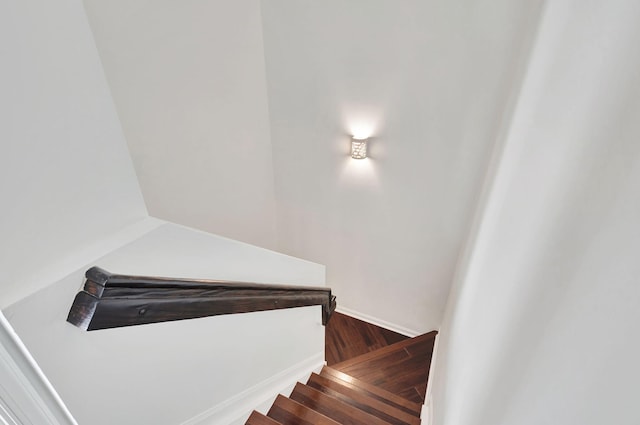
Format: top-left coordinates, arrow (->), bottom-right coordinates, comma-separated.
351,136 -> 368,159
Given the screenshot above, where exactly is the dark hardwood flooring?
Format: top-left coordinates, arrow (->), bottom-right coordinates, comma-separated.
247,314 -> 435,424
325,312 -> 437,404
325,312 -> 408,365
332,332 -> 437,403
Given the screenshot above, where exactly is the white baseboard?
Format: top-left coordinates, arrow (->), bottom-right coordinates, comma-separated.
335,306 -> 422,337
180,352 -> 325,425
421,404 -> 431,425
422,332 -> 440,425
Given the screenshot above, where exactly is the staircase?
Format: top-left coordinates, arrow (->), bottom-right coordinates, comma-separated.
246,331 -> 437,425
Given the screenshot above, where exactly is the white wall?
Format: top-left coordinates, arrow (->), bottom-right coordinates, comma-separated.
261,0 -> 543,334
83,0 -> 278,250
0,0 -> 147,308
1,3 -> 326,424
5,223 -> 326,425
430,0 -> 640,424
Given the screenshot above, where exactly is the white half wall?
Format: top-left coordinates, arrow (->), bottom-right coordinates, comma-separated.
83,0 -> 278,250
430,0 -> 640,424
261,0 -> 543,333
5,223 -> 326,425
0,0 -> 147,308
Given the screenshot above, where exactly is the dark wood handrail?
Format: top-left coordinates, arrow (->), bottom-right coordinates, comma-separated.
67,267 -> 337,331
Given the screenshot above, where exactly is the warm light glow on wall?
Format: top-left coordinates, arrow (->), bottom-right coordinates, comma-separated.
347,118 -> 376,141
351,136 -> 368,159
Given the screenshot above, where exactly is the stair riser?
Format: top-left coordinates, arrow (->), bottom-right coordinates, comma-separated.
290,383 -> 390,425
320,367 -> 421,416
307,378 -> 419,425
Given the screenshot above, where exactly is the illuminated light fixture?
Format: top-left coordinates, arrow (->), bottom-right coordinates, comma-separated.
351,136 -> 368,159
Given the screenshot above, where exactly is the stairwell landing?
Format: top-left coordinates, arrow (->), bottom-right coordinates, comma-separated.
246,313 -> 437,424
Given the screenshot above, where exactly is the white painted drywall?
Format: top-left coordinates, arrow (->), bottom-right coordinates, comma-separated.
83,0 -> 278,250
2,3 -> 326,424
260,0 -> 543,333
0,0 -> 147,308
5,223 -> 326,425
430,0 -> 640,424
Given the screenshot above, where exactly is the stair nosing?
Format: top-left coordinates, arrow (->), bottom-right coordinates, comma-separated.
245,410 -> 281,425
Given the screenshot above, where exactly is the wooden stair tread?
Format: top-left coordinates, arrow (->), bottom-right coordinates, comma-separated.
246,410 -> 281,425
290,382 -> 391,425
332,331 -> 436,404
332,331 -> 437,370
337,357 -> 431,404
321,366 -> 422,416
247,316 -> 437,425
307,373 -> 420,425
267,394 -> 340,425
340,351 -> 431,387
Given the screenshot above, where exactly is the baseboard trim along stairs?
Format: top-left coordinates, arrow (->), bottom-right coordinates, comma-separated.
335,307 -> 422,338
246,331 -> 437,424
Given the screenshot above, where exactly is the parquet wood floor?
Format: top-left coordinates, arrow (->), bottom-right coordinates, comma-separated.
325,312 -> 408,365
